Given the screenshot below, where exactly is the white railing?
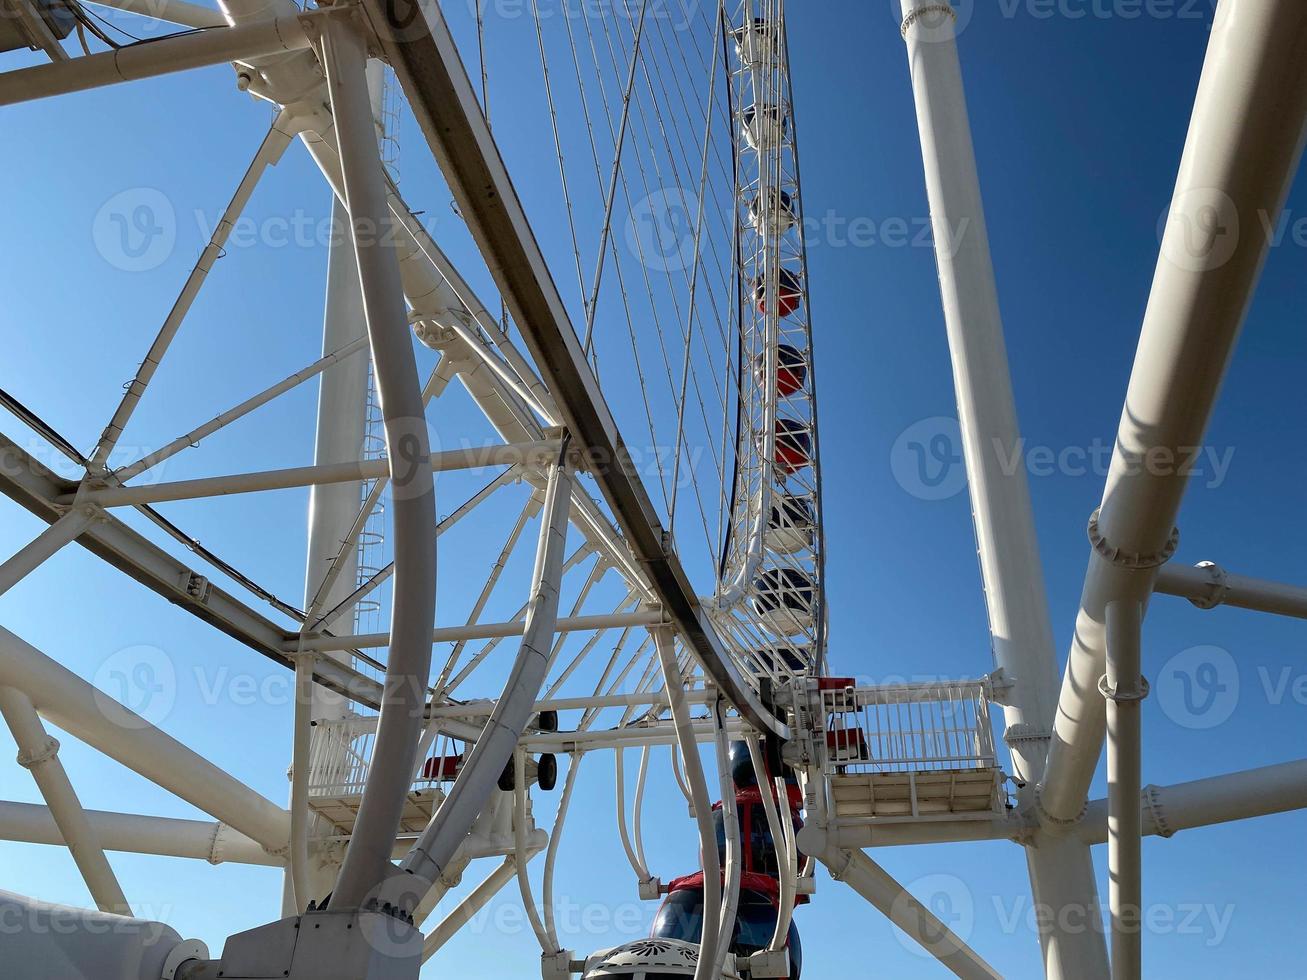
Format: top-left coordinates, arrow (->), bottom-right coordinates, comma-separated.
307,716 -> 461,798
817,680 -> 998,775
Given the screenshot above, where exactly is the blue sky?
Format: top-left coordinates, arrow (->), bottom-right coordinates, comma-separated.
1,1 -> 1306,977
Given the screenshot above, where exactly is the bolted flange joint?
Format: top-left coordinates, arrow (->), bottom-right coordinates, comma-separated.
1087,508 -> 1179,570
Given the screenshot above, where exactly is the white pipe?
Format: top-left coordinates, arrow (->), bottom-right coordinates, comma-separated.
711,700 -> 741,976
398,454 -> 572,906
0,508 -> 94,597
0,800 -> 276,865
302,611 -> 664,654
614,748 -> 652,885
1041,0 -> 1307,823
73,441 -> 557,507
819,844 -> 1001,980
112,337 -> 369,484
307,13 -> 440,909
542,752 -> 582,953
0,687 -> 129,913
897,3 -> 1107,972
422,856 -> 520,962
744,737 -> 789,953
1079,760 -> 1307,845
631,744 -> 651,881
0,625 -> 289,851
654,628 -> 721,980
1155,562 -> 1307,620
288,653 -> 316,913
1105,600 -> 1143,979
514,748 -> 552,951
77,115 -> 291,472
0,14 -> 325,108
670,743 -> 694,813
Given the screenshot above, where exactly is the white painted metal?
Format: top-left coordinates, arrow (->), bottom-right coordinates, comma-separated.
895,3 -> 1109,974
1154,562 -> 1307,620
396,452 -> 572,906
319,11 -> 438,911
0,800 -> 276,866
817,844 -> 1001,979
299,610 -> 663,654
1104,600 -> 1143,980
0,687 -> 129,913
0,13 -> 325,105
1041,0 -> 1307,824
0,625 -> 290,851
0,508 -> 93,597
1079,760 -> 1307,844
73,442 -> 558,507
655,627 -> 722,980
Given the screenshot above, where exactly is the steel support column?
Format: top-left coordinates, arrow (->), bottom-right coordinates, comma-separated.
896,2 -> 1106,973
396,449 -> 572,907
319,10 -> 438,910
0,687 -> 129,913
1042,0 -> 1307,822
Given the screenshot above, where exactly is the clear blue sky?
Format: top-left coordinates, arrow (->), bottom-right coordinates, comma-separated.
1,1 -> 1306,978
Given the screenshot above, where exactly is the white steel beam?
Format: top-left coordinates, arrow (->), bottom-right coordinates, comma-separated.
0,800 -> 277,866
85,116 -> 294,475
0,687 -> 129,913
296,610 -> 665,654
0,508 -> 94,597
1079,760 -> 1307,845
896,2 -> 1106,973
0,13 -> 327,106
1154,562 -> 1307,620
361,0 -> 783,737
395,450 -> 573,909
0,626 -> 290,852
422,856 -> 519,962
70,441 -> 559,507
1041,0 -> 1307,823
1104,600 -> 1143,979
318,10 -> 438,911
819,845 -> 1001,980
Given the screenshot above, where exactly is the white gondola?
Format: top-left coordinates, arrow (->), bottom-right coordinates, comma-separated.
768,493 -> 815,554
748,187 -> 797,236
751,567 -> 816,636
742,103 -> 790,152
732,16 -> 779,66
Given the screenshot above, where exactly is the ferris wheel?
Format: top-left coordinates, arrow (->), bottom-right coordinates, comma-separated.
4,0 -> 1307,978
0,0 -> 835,976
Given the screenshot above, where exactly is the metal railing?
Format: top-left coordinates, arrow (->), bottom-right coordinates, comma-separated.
817,680 -> 998,775
307,716 -> 461,798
